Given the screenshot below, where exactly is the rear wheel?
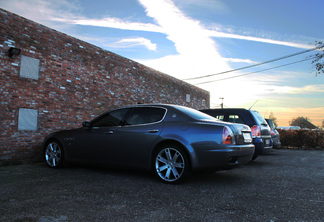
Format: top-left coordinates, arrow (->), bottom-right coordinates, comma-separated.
153,144 -> 190,184
44,141 -> 64,168
251,153 -> 258,161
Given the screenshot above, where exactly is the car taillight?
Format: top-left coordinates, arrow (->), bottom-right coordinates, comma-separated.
223,126 -> 234,145
251,125 -> 261,138
271,129 -> 276,136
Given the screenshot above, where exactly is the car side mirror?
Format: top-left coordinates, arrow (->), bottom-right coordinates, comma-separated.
82,121 -> 91,128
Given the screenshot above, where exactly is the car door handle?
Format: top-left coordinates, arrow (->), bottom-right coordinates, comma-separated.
104,131 -> 114,134
147,129 -> 159,133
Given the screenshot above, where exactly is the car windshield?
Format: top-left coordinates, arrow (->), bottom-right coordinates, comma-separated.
175,106 -> 217,121
251,111 -> 267,125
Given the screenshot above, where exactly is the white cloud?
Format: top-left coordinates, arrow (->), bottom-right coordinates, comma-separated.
137,0 -> 230,79
0,0 -> 81,31
2,0 -> 315,51
174,0 -> 229,13
135,0 -> 321,109
53,17 -> 164,33
207,30 -> 314,49
2,0 -> 312,51
273,84 -> 324,94
224,58 -> 257,64
112,37 -> 157,51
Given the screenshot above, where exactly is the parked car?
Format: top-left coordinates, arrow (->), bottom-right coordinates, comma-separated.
277,126 -> 301,131
265,119 -> 281,149
43,104 -> 255,184
200,108 -> 272,160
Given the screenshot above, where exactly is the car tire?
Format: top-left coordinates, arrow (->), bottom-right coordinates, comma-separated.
44,140 -> 64,168
251,153 -> 258,161
153,144 -> 190,184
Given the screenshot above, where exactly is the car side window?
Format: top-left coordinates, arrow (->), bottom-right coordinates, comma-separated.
125,107 -> 166,125
215,115 -> 225,121
91,108 -> 129,127
228,114 -> 245,124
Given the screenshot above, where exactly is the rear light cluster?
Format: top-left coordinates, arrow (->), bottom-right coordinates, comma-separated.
271,129 -> 276,136
251,125 -> 261,138
223,126 -> 235,145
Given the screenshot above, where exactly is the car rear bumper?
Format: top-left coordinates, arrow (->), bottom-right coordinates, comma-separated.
253,138 -> 272,154
272,137 -> 281,149
191,144 -> 255,171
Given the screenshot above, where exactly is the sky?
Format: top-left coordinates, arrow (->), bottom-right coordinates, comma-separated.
1,0 -> 324,127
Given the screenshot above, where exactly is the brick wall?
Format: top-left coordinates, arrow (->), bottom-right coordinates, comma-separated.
0,8 -> 210,165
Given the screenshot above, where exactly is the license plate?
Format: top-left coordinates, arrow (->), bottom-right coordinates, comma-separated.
265,139 -> 270,145
243,133 -> 252,143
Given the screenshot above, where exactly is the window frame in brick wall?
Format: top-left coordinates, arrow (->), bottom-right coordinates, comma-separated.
186,94 -> 191,103
18,108 -> 38,131
19,55 -> 40,80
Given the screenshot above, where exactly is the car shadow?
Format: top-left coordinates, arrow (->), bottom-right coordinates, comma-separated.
58,163 -> 249,186
246,159 -> 271,167
48,159 -> 271,186
63,163 -> 157,182
262,149 -> 280,156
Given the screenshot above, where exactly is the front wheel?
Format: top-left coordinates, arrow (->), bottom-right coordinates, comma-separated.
44,141 -> 64,168
153,145 -> 190,184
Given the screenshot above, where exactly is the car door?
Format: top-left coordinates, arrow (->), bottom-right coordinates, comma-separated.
69,108 -> 130,164
112,107 -> 166,168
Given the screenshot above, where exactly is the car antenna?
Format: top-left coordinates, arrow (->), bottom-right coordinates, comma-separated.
249,100 -> 259,110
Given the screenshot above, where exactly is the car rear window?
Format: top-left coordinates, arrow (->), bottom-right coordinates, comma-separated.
266,119 -> 275,129
228,115 -> 245,124
175,106 -> 216,121
215,115 -> 224,121
251,111 -> 267,125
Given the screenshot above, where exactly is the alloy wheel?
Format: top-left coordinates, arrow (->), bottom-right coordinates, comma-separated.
45,141 -> 63,168
155,147 -> 186,183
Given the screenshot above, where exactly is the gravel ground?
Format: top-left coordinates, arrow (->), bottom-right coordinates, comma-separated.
1,149 -> 323,222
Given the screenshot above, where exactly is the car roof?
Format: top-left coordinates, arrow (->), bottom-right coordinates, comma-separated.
117,103 -> 179,109
200,108 -> 255,114
201,108 -> 248,111
200,108 -> 261,126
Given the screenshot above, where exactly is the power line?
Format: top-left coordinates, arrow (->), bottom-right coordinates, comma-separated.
184,45 -> 322,81
194,56 -> 315,85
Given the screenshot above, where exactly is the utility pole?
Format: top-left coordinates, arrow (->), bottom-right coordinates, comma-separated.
220,97 -> 224,109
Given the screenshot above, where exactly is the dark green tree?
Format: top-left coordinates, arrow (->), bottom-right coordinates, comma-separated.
311,41 -> 324,76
